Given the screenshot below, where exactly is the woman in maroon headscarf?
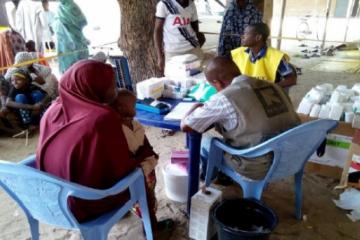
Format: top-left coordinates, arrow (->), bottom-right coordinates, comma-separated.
36,60 -> 140,222
36,60 -> 175,238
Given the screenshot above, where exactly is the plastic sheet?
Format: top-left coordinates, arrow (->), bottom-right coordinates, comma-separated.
333,188 -> 360,222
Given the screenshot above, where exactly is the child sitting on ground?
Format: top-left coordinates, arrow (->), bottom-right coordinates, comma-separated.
5,52 -> 58,100
0,76 -> 22,135
6,69 -> 50,128
25,40 -> 49,66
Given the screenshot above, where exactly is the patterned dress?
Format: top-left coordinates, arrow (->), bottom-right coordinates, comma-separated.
218,0 -> 262,57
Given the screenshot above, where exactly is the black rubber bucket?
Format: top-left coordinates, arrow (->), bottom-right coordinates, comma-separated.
212,198 -> 278,240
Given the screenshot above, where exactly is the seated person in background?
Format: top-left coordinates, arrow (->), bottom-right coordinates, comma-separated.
111,89 -> 159,217
231,22 -> 297,88
5,69 -> 50,127
25,40 -> 49,66
154,0 -> 205,74
0,76 -> 9,117
5,52 -> 58,99
0,76 -> 22,134
0,29 -> 26,75
181,57 -> 300,180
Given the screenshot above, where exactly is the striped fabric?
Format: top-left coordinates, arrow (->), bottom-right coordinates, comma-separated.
183,93 -> 237,133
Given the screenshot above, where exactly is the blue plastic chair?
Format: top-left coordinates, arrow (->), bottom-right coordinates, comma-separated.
204,119 -> 338,219
0,155 -> 153,240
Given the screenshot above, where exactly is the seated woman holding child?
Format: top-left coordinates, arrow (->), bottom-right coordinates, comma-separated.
36,60 -> 173,238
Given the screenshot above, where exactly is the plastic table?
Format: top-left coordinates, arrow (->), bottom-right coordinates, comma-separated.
135,98 -> 202,214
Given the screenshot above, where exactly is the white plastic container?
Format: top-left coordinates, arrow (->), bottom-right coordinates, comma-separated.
343,103 -> 353,113
352,83 -> 360,95
162,163 -> 188,203
309,104 -> 321,118
136,78 -> 164,100
297,99 -> 314,115
329,90 -> 345,104
345,112 -> 355,123
318,105 -> 331,119
306,87 -> 326,104
329,104 -> 344,120
165,54 -> 201,79
336,85 -> 348,91
353,101 -> 360,113
317,83 -> 334,93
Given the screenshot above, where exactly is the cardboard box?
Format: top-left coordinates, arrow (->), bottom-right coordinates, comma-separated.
170,150 -> 188,172
298,114 -> 355,137
189,187 -> 222,240
299,114 -> 355,179
309,133 -> 352,168
339,130 -> 360,189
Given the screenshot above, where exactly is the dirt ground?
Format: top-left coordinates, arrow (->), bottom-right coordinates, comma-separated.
1,52 -> 360,240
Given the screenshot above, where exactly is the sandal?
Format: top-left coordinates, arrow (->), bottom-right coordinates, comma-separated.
161,129 -> 176,138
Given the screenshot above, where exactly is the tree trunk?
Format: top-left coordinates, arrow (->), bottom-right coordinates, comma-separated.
117,0 -> 160,84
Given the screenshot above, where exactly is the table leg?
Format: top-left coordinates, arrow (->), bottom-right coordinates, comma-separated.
186,131 -> 202,214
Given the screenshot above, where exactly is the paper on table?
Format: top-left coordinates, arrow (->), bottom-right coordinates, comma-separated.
164,102 -> 197,121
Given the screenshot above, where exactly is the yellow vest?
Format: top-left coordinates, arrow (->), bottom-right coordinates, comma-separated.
231,47 -> 289,83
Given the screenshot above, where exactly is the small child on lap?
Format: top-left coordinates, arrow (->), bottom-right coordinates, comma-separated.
111,89 -> 158,218
111,89 -> 158,175
112,89 -> 175,237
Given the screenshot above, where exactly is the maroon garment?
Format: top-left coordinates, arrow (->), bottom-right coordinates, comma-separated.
36,60 -> 138,222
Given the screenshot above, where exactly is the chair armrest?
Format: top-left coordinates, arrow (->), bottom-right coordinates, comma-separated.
18,154 -> 36,167
211,138 -> 275,159
69,168 -> 144,200
18,155 -> 144,201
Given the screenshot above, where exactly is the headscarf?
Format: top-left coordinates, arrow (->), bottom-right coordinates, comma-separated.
4,51 -> 35,80
54,0 -> 89,73
58,0 -> 87,30
36,60 -> 136,222
10,68 -> 31,83
14,51 -> 34,65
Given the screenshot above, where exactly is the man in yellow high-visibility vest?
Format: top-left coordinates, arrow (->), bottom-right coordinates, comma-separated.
231,22 -> 297,88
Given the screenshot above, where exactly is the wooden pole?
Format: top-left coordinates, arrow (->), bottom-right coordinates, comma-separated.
263,0 -> 273,28
276,0 -> 287,50
321,0 -> 332,50
343,0 -> 355,42
262,0 -> 273,46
